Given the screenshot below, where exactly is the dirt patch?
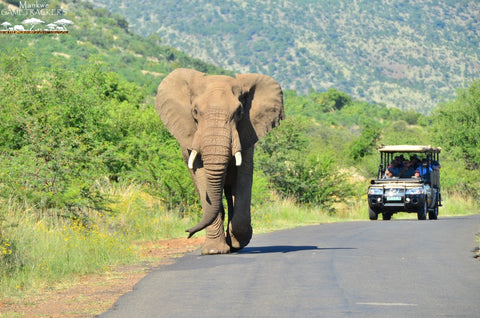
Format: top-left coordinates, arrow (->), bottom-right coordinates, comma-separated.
0,237 -> 204,317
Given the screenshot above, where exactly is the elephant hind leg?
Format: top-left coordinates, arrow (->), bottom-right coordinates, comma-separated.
201,208 -> 230,255
225,191 -> 252,250
224,184 -> 252,250
226,221 -> 252,251
224,149 -> 254,251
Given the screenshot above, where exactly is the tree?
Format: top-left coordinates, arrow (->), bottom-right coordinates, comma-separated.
349,122 -> 381,161
0,49 -> 197,221
431,80 -> 480,169
255,118 -> 352,211
308,88 -> 353,113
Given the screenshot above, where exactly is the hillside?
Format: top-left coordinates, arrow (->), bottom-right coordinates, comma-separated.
86,0 -> 480,113
0,0 -> 229,95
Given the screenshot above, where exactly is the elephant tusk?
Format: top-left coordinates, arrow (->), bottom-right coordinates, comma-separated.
235,151 -> 242,166
188,150 -> 198,169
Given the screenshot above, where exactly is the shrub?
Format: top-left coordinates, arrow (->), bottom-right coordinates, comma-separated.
256,118 -> 353,212
0,49 -> 197,223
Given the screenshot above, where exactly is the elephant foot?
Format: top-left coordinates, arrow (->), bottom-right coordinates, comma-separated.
226,223 -> 252,251
201,237 -> 231,255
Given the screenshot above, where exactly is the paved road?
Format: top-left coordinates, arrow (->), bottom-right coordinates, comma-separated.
100,215 -> 480,318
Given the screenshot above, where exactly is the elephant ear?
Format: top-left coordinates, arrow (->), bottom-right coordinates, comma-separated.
236,73 -> 284,150
155,68 -> 205,149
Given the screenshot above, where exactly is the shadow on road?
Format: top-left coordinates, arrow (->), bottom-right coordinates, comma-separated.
237,245 -> 356,254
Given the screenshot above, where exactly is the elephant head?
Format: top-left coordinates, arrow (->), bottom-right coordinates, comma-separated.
155,68 -> 284,252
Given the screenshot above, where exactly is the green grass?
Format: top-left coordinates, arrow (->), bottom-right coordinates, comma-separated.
0,184 -> 197,298
440,192 -> 479,216
251,197 -> 368,234
0,209 -> 133,297
0,185 -> 477,299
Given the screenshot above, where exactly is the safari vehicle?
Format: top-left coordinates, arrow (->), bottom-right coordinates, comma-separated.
367,145 -> 441,220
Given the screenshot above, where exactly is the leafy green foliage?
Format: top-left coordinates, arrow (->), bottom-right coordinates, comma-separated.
256,118 -> 352,212
348,123 -> 381,161
431,80 -> 480,169
0,49 -> 197,222
1,51 -> 109,219
429,80 -> 480,196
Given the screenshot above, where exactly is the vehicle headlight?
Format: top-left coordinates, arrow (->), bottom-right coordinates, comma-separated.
406,188 -> 423,195
368,188 -> 383,195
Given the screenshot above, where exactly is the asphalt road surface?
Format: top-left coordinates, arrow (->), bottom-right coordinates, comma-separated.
100,215 -> 480,318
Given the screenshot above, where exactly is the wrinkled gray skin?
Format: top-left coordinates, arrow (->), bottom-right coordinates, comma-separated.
155,68 -> 284,254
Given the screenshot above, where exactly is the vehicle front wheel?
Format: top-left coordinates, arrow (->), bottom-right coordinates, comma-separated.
382,212 -> 392,220
369,207 -> 378,220
417,200 -> 427,220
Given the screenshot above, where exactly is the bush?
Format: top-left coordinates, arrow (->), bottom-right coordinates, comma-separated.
0,49 -> 196,223
431,80 -> 480,169
429,80 -> 480,197
256,118 -> 353,212
348,122 -> 381,161
0,51 -> 110,221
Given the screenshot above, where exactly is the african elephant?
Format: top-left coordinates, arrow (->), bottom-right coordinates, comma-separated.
155,68 -> 284,255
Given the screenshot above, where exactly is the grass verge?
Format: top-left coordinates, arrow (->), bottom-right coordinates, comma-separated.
0,184 -> 197,299
0,186 -> 477,300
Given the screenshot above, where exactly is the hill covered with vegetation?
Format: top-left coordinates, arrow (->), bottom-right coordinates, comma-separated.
0,0 -> 230,95
86,0 -> 479,113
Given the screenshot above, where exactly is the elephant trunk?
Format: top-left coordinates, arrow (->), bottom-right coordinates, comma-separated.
185,165 -> 225,238
186,126 -> 233,238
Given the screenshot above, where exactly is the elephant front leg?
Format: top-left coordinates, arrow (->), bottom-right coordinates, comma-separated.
202,208 -> 230,255
187,158 -> 231,255
226,148 -> 254,251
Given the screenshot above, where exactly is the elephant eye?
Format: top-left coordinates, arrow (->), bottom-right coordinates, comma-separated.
192,106 -> 199,120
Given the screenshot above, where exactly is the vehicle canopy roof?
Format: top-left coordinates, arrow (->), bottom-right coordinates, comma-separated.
377,145 -> 441,154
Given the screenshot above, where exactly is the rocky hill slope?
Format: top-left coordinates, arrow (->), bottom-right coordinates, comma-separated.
87,0 -> 479,113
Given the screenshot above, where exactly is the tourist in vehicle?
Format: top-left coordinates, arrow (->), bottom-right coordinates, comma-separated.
398,158 -> 416,178
431,159 -> 441,170
416,158 -> 440,180
385,158 -> 402,178
410,155 -> 421,169
385,168 -> 395,178
414,169 -> 421,178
